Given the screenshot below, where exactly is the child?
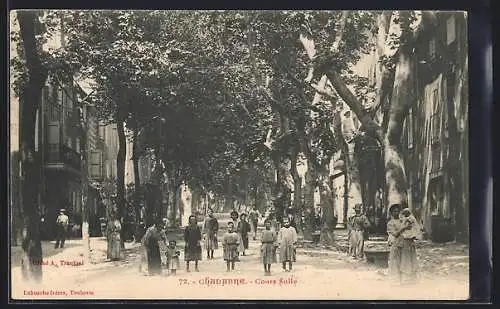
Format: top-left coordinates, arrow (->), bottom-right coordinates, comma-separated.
222,222 -> 240,272
400,208 -> 422,240
202,208 -> 219,259
277,217 -> 298,272
184,215 -> 202,272
165,240 -> 181,275
261,219 -> 277,276
237,213 -> 251,256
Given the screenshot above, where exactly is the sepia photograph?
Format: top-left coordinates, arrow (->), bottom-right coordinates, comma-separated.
9,10 -> 469,300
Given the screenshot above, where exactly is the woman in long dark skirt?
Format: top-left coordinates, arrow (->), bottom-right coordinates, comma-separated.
237,213 -> 251,256
184,215 -> 202,272
142,219 -> 167,275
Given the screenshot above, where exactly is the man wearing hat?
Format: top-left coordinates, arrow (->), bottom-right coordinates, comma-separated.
55,209 -> 69,249
347,203 -> 371,259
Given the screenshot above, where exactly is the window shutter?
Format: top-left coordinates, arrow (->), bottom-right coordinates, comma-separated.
429,38 -> 436,58
446,16 -> 456,45
47,121 -> 60,145
89,150 -> 103,180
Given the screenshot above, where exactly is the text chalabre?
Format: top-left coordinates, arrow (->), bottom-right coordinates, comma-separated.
199,277 -> 247,286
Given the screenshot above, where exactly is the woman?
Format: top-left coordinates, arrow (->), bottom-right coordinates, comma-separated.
106,216 -> 122,261
202,208 -> 219,259
142,219 -> 168,275
237,213 -> 251,256
184,215 -> 202,272
399,207 -> 419,283
387,204 -> 417,284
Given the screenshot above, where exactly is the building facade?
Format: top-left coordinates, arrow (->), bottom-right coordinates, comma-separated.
347,11 -> 468,240
403,12 -> 468,241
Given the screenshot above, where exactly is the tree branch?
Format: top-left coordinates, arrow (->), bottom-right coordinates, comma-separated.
298,15 -> 383,142
326,70 -> 383,141
330,11 -> 349,53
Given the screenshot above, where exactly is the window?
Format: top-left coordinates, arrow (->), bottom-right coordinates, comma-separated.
431,143 -> 442,173
429,37 -> 436,59
47,122 -> 60,144
75,137 -> 81,153
429,176 -> 443,216
446,15 -> 456,45
431,89 -> 440,144
56,88 -> 63,106
408,108 -> 414,149
412,177 -> 421,203
89,151 -> 103,180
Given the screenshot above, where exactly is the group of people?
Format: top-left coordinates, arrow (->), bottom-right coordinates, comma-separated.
133,202 -> 421,284
347,202 -> 421,284
138,207 -> 299,276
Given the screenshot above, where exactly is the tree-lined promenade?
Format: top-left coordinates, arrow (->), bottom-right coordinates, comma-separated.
11,10 -> 468,283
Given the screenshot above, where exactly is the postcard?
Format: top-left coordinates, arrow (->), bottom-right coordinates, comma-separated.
9,10 -> 469,301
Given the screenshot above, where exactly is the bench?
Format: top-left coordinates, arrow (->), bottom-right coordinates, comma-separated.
312,231 -> 321,243
364,249 -> 389,268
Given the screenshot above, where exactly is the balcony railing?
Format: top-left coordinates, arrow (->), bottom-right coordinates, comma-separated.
45,143 -> 82,171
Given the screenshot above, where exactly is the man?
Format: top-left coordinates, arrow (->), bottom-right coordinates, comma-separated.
55,209 -> 69,249
347,204 -> 371,259
249,207 -> 260,240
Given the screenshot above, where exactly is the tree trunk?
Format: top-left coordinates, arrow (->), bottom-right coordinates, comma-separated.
372,11 -> 395,125
224,177 -> 234,212
132,129 -> 141,225
290,145 -> 303,234
191,188 -> 200,215
17,10 -> 48,283
290,146 -> 302,212
173,183 -> 181,227
341,116 -> 363,218
116,119 -> 127,248
81,129 -> 91,267
11,151 -> 23,246
319,175 -> 335,247
383,49 -> 414,208
446,15 -> 468,242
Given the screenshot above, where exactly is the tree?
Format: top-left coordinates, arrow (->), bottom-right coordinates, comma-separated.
46,10 -> 184,236
14,10 -> 49,283
299,11 -> 420,215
